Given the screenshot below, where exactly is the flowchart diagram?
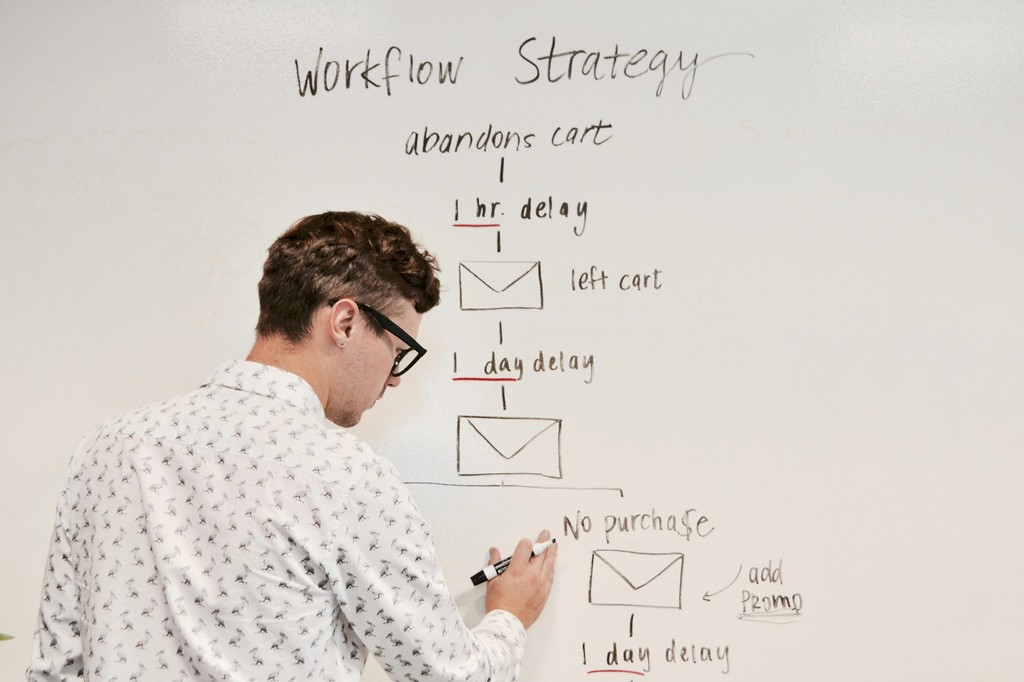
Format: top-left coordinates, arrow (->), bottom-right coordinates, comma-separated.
433,151 -> 806,679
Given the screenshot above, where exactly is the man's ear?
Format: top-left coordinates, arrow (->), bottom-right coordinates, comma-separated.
326,298 -> 359,349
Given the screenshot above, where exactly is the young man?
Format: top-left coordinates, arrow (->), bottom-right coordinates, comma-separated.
29,212 -> 556,681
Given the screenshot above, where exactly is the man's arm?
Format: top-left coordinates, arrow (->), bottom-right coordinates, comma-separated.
27,486 -> 84,681
330,461 -> 556,682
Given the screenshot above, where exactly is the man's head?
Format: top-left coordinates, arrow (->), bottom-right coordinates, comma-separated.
256,211 -> 440,341
253,211 -> 441,426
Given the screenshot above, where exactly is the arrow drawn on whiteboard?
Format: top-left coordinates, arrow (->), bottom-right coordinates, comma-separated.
702,565 -> 742,602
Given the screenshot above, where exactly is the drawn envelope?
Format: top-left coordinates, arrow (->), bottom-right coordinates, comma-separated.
589,550 -> 684,609
457,415 -> 562,478
459,261 -> 543,310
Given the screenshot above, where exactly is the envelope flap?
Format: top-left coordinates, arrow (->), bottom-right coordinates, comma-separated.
465,418 -> 558,459
461,261 -> 539,293
593,551 -> 683,590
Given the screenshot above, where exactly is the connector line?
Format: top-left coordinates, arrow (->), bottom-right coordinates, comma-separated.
405,481 -> 626,497
452,377 -> 518,382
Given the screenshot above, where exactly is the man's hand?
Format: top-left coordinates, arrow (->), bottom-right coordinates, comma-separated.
484,529 -> 558,629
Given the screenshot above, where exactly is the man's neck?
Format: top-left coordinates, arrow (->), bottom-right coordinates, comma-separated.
247,335 -> 329,409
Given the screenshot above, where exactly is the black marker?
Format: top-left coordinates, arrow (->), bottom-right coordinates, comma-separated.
470,539 -> 556,586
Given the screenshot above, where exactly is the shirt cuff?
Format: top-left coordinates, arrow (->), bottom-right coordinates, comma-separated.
477,608 -> 528,656
484,609 -> 527,635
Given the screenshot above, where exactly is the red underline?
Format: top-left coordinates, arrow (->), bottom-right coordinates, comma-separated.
452,377 -> 519,382
452,223 -> 501,228
587,670 -> 646,676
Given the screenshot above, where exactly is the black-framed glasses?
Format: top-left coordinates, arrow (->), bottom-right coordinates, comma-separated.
327,299 -> 426,376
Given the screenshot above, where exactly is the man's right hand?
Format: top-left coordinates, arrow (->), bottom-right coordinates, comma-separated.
484,529 -> 558,629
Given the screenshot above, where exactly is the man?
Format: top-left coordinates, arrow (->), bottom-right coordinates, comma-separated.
28,211 -> 557,681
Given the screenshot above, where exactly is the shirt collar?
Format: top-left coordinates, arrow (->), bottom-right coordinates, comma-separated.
204,359 -> 326,422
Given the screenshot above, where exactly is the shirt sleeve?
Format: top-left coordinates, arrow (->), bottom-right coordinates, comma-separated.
328,460 -> 527,682
27,483 -> 84,681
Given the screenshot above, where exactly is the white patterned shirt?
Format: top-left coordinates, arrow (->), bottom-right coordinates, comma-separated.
29,360 -> 526,682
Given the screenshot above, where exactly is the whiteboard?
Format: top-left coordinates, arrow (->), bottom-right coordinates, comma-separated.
2,2 -> 1022,680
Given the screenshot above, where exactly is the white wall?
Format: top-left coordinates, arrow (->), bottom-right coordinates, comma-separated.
2,2 -> 1022,679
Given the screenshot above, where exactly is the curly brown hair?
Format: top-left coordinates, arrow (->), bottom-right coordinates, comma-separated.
255,211 -> 441,343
